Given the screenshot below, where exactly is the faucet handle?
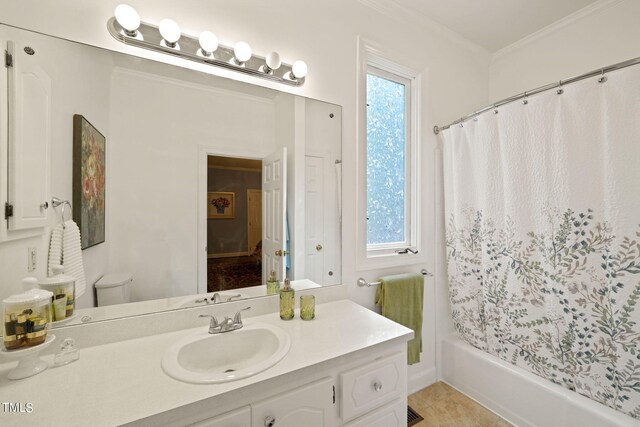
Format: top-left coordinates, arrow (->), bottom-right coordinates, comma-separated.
199,314 -> 219,329
233,307 -> 252,325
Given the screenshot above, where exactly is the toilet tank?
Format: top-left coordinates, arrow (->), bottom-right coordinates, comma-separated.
95,273 -> 133,306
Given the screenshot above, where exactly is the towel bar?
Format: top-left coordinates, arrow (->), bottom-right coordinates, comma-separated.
357,269 -> 433,287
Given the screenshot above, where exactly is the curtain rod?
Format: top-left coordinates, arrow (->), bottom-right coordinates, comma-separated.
433,56 -> 640,135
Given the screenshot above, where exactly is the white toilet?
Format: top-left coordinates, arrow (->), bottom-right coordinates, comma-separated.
95,272 -> 134,306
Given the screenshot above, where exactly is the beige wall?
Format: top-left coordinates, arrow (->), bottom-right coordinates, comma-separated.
489,0 -> 640,100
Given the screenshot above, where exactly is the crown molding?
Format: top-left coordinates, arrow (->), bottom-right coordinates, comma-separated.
357,0 -> 491,57
492,0 -> 624,60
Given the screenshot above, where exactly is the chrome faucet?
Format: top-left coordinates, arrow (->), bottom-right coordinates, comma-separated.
200,307 -> 251,334
194,292 -> 242,305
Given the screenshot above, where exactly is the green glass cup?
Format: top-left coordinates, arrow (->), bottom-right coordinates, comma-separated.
300,295 -> 315,320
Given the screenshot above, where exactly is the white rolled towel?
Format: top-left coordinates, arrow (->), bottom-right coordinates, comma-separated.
62,220 -> 87,297
47,224 -> 64,276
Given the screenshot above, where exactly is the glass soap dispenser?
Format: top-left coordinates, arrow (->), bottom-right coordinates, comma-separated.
266,270 -> 279,295
279,278 -> 294,320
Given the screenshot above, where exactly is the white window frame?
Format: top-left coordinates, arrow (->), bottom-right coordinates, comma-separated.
356,38 -> 423,270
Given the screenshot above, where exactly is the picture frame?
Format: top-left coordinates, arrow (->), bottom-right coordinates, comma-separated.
72,114 -> 106,249
208,191 -> 235,219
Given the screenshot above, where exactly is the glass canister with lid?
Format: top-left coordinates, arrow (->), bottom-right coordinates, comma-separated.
3,280 -> 53,350
38,265 -> 76,321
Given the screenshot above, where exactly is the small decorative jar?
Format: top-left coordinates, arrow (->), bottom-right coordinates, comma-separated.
3,280 -> 53,350
300,295 -> 315,320
38,265 -> 76,321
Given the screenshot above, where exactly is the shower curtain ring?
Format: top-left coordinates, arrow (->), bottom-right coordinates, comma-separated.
598,68 -> 608,83
522,91 -> 528,105
557,80 -> 564,95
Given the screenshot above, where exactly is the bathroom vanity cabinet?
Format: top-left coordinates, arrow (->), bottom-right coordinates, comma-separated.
0,300 -> 412,427
175,350 -> 405,427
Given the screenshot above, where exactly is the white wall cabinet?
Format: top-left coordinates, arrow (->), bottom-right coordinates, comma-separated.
5,39 -> 51,231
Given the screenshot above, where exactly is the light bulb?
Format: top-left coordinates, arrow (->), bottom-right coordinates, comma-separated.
159,18 -> 181,47
264,52 -> 281,73
291,60 -> 308,79
198,31 -> 218,56
234,41 -> 252,64
114,4 -> 140,36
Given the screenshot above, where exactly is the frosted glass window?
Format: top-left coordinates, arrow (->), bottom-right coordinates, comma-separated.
366,71 -> 408,246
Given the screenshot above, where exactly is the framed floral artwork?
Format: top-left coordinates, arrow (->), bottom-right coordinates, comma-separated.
208,192 -> 235,219
72,115 -> 106,249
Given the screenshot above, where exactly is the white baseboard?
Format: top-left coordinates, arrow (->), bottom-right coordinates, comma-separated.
408,366 -> 437,395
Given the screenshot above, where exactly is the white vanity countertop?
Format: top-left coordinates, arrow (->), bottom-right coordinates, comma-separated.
0,299 -> 412,426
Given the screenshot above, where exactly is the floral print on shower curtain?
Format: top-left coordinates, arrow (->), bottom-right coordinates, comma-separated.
442,65 -> 640,419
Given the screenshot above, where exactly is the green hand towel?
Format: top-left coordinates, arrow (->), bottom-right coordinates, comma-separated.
375,273 -> 424,365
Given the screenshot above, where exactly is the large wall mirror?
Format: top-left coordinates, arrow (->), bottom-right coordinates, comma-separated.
0,24 -> 342,325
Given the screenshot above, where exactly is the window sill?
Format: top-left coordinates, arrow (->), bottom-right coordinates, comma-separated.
357,249 -> 427,271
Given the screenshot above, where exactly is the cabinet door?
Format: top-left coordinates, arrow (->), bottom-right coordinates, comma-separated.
342,399 -> 405,427
251,377 -> 336,427
188,406 -> 250,427
6,40 -> 51,230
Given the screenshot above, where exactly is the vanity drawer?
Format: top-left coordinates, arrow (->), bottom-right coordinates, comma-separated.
339,352 -> 405,422
342,399 -> 406,427
188,406 -> 250,427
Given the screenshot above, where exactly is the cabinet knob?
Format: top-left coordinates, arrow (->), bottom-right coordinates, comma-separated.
373,381 -> 383,392
264,415 -> 276,427
316,244 -> 323,251
40,201 -> 49,210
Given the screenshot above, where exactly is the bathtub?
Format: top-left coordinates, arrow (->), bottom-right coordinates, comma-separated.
441,335 -> 638,427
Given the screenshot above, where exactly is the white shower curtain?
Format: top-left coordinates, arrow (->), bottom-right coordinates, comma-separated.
443,64 -> 640,419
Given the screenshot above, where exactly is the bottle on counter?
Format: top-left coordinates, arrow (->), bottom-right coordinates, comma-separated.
266,270 -> 280,295
279,278 -> 294,320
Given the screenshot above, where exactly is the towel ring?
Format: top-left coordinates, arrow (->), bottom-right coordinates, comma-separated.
51,197 -> 72,229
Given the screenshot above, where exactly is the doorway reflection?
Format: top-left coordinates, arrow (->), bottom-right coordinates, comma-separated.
207,156 -> 263,292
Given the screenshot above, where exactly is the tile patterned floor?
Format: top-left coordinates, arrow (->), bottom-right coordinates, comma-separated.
408,382 -> 514,427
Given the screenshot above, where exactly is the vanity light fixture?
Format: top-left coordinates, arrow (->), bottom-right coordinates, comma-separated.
158,18 -> 181,48
290,60 -> 308,80
107,4 -> 307,86
233,41 -> 252,66
198,31 -> 218,57
262,52 -> 281,74
114,4 -> 141,37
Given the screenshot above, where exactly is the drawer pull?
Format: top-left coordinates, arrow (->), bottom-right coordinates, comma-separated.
373,381 -> 383,392
265,415 -> 276,427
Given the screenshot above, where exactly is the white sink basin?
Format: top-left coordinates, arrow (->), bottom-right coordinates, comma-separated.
161,323 -> 291,384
